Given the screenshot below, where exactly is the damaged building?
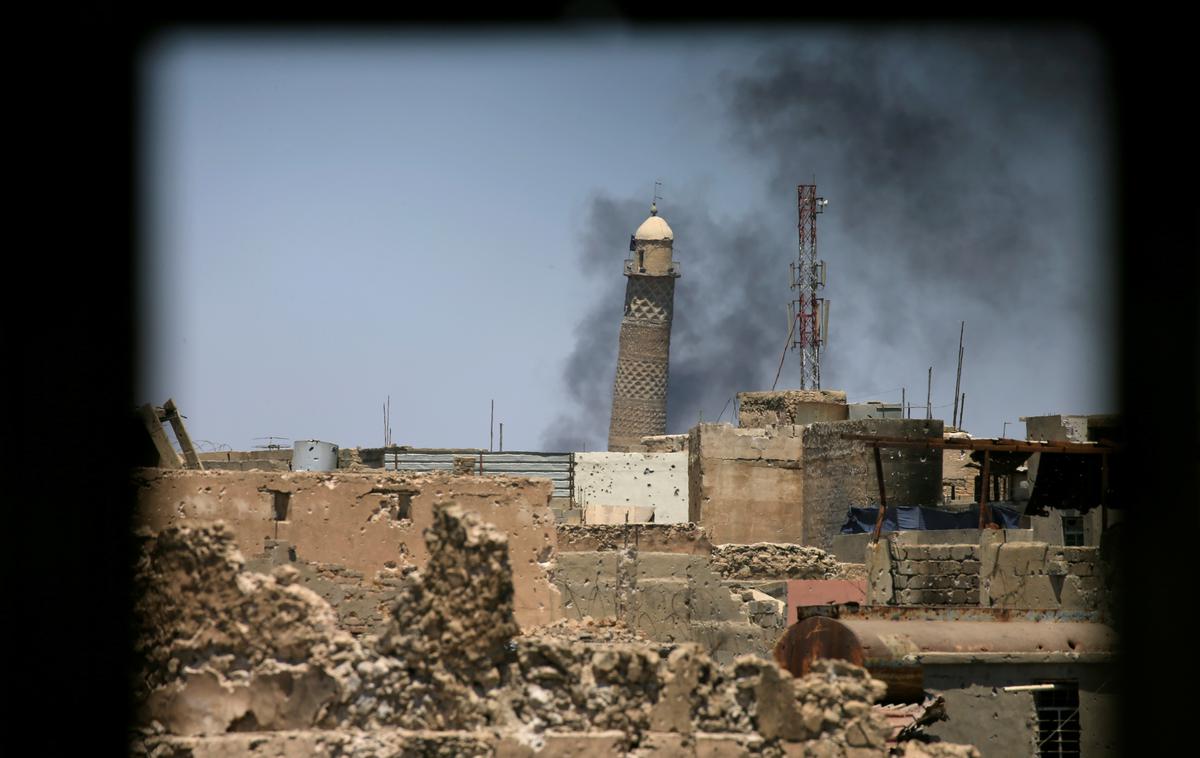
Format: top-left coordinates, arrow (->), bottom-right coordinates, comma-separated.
131,379 -> 1122,756
125,195 -> 1125,757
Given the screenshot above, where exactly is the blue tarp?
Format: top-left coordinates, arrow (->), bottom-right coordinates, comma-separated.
840,504 -> 1022,534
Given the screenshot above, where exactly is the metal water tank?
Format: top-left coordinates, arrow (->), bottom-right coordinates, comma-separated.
292,440 -> 339,471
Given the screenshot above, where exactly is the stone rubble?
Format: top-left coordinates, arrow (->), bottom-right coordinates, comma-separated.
133,507 -> 981,756
711,543 -> 842,580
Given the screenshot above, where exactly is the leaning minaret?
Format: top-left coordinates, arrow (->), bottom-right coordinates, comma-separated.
607,202 -> 680,451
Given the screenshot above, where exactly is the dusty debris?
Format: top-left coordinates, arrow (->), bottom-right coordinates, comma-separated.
133,508 -> 982,756
557,523 -> 711,553
522,616 -> 650,645
131,522 -> 364,736
711,542 -> 842,580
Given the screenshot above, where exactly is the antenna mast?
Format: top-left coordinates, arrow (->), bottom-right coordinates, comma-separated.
790,184 -> 828,389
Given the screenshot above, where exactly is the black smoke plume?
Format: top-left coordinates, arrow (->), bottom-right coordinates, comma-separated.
544,30 -> 1110,450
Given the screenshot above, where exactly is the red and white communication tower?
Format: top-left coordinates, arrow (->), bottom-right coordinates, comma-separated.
789,184 -> 829,389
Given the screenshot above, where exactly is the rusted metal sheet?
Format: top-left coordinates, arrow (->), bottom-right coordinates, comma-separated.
774,615 -> 864,676
774,617 -> 922,701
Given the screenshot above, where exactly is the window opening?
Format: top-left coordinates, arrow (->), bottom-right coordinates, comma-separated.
1062,516 -> 1085,546
1034,681 -> 1080,758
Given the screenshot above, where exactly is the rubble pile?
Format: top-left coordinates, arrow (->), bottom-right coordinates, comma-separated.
131,523 -> 368,736
712,543 -> 842,580
134,508 -> 981,756
522,616 -> 650,645
557,522 -> 711,553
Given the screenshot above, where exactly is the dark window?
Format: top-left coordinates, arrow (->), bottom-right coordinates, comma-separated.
1034,682 -> 1080,758
1062,516 -> 1085,546
272,491 -> 290,521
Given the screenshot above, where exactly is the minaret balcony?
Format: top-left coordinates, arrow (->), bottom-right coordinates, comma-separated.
623,259 -> 681,278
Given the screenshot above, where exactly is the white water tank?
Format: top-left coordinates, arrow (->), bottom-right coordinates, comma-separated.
292,440 -> 339,471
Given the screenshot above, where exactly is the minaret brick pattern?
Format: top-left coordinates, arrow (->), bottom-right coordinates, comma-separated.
608,205 -> 679,452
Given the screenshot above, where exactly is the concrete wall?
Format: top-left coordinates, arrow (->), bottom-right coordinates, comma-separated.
133,468 -> 562,629
1030,508 -> 1123,546
979,531 -> 1106,611
924,663 -> 1117,758
847,402 -> 903,420
550,524 -> 854,662
688,424 -> 806,545
574,451 -> 688,523
736,389 -> 848,427
865,539 -> 982,606
1024,414 -> 1090,442
864,530 -> 1107,611
639,434 -> 689,452
197,449 -> 293,471
801,418 -> 944,552
688,419 -> 943,550
553,535 -> 788,663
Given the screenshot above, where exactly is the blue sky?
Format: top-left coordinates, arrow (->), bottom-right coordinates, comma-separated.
140,27 -> 1114,452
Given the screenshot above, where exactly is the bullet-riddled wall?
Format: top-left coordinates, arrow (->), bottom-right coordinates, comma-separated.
573,451 -> 688,523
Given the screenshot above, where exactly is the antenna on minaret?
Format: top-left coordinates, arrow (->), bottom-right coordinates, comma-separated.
651,180 -> 663,215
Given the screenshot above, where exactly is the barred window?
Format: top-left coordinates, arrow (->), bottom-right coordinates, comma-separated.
1034,681 -> 1080,758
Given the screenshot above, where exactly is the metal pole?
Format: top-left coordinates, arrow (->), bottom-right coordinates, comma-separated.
490,399 -> 494,452
499,422 -> 504,452
978,450 -> 991,530
870,445 -> 889,544
926,367 -> 932,420
959,393 -> 966,431
901,388 -> 906,418
952,321 -> 964,428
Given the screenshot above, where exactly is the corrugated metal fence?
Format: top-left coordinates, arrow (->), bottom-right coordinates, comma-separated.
383,451 -> 574,500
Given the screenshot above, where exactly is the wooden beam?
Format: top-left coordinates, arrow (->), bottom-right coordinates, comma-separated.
839,433 -> 1118,455
138,403 -> 182,469
978,450 -> 991,530
162,398 -> 204,470
870,445 -> 888,544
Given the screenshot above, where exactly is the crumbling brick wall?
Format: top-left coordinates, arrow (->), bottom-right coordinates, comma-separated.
941,446 -> 976,503
131,507 -> 983,757
245,540 -> 407,636
552,526 -> 854,662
